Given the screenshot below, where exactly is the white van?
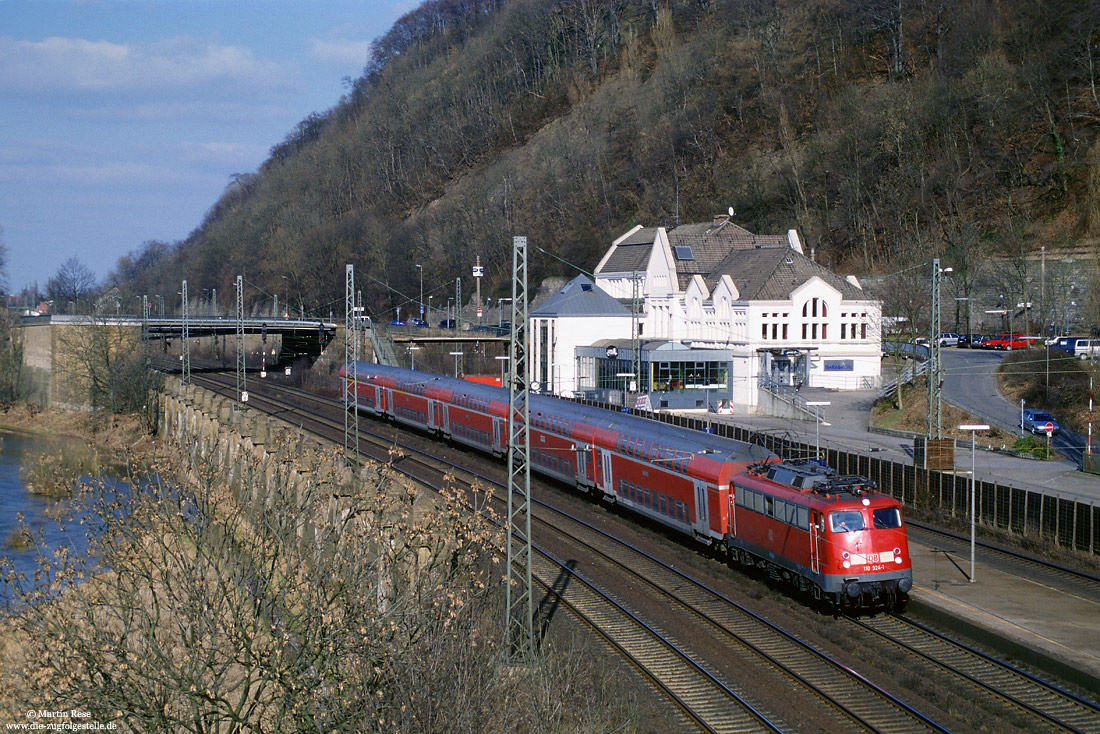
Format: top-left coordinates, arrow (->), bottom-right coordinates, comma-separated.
1074,339 -> 1100,359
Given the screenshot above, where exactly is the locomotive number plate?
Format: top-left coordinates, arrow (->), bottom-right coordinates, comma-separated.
854,551 -> 894,566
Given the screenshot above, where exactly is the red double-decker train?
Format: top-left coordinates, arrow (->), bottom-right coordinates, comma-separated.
340,362 -> 912,610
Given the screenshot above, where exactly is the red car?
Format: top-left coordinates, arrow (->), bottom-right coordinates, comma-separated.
987,333 -> 1030,350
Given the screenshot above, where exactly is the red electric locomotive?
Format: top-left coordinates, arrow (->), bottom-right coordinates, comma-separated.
340,362 -> 912,610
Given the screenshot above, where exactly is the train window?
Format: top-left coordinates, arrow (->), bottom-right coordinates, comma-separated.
795,506 -> 809,530
764,496 -> 774,517
753,491 -> 765,515
873,508 -> 903,529
659,495 -> 667,515
829,511 -> 866,533
734,485 -> 746,507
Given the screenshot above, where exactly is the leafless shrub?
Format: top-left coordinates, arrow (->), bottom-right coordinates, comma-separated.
1,424 -> 640,732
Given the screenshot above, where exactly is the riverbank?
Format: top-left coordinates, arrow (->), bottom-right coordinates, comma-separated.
0,391 -> 641,732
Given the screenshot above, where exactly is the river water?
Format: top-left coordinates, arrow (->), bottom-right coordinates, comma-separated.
0,429 -> 97,606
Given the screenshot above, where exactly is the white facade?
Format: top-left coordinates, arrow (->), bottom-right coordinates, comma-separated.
530,312 -> 632,396
589,222 -> 882,412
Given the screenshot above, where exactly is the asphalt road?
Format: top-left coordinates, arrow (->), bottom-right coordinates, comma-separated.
940,347 -> 1085,465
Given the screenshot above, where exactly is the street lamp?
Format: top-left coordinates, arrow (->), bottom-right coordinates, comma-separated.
450,350 -> 463,378
806,401 -> 830,461
415,264 -> 423,320
929,260 -> 952,440
282,276 -> 288,319
958,424 -> 989,583
496,355 -> 510,387
408,345 -> 420,370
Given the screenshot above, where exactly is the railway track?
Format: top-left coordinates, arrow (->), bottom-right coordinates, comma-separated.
851,614 -> 1100,733
187,374 -> 784,730
182,372 -> 1099,732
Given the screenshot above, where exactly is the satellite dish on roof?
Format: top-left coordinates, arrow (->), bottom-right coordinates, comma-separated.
728,206 -> 735,217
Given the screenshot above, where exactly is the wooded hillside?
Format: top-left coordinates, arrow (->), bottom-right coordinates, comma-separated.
108,0 -> 1100,322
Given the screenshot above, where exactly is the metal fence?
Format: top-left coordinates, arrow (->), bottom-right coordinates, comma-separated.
577,398 -> 1099,556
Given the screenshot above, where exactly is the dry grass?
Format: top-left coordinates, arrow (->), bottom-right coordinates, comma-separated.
873,376 -> 1013,442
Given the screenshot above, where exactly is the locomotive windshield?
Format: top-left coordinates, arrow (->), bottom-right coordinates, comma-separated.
873,507 -> 903,529
828,511 -> 866,533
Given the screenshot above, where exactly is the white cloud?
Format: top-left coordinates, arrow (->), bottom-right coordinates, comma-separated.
0,159 -> 193,187
179,140 -> 270,166
308,38 -> 373,67
66,101 -> 294,123
0,35 -> 300,95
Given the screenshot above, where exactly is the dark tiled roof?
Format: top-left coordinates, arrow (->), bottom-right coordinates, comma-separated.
711,248 -> 865,301
667,221 -> 788,290
530,274 -> 631,317
599,243 -> 651,274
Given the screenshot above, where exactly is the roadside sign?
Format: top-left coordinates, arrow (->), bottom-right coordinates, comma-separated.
1045,422 -> 1054,436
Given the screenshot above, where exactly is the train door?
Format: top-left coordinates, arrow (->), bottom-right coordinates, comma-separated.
809,510 -> 822,573
493,418 -> 505,452
693,480 -> 709,535
436,402 -> 448,433
727,492 -> 737,537
599,449 -> 613,493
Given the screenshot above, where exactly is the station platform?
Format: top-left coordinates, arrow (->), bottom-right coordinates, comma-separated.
908,539 -> 1100,693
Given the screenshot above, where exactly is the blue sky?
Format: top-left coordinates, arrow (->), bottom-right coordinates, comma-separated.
1,0 -> 414,294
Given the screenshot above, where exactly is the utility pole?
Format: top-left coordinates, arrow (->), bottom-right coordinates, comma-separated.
181,280 -> 190,386
927,259 -> 948,439
345,265 -> 359,464
631,270 -> 641,400
235,276 -> 245,403
505,235 -> 534,663
474,255 -> 483,322
455,277 -> 462,336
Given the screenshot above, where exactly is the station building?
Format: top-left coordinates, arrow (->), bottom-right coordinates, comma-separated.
528,216 -> 882,414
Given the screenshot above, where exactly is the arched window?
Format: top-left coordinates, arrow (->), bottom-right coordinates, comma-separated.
800,298 -> 829,340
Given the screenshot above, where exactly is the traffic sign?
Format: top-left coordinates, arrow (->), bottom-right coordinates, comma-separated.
1045,422 -> 1054,436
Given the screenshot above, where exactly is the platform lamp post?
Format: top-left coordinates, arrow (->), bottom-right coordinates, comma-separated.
959,424 -> 989,583
496,355 -> 509,387
408,345 -> 420,370
806,401 -> 830,462
450,350 -> 463,378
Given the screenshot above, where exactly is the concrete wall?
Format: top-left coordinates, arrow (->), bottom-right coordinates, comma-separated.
158,379 -> 440,560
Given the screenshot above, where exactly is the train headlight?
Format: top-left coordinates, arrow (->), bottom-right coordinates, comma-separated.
842,551 -> 850,560
842,561 -> 851,569
893,547 -> 903,564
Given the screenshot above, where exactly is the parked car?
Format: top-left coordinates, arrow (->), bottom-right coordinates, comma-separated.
438,319 -> 456,329
936,332 -> 960,346
1074,338 -> 1100,360
958,333 -> 984,348
389,319 -> 405,326
410,318 -> 429,328
1020,408 -> 1060,435
987,333 -> 1030,350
